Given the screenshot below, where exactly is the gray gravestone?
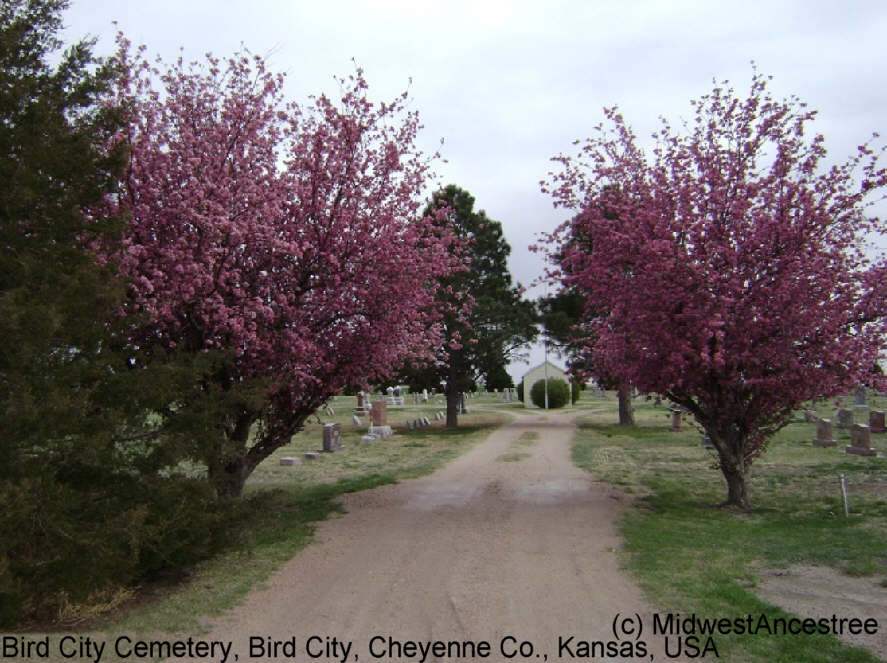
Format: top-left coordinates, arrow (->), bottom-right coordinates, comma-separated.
835,408 -> 854,428
322,422 -> 342,452
370,400 -> 387,426
354,391 -> 370,416
855,384 -> 867,406
870,410 -> 886,434
812,419 -> 837,447
846,424 -> 876,456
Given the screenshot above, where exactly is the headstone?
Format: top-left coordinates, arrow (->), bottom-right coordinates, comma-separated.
835,408 -> 854,429
413,393 -> 419,405
354,391 -> 370,416
422,417 -> 430,426
279,456 -> 300,466
368,425 -> 393,439
671,409 -> 682,431
322,422 -> 342,452
701,434 -> 715,449
324,404 -> 335,416
360,435 -> 377,443
370,400 -> 387,426
352,414 -> 361,426
846,424 -> 876,456
460,392 -> 468,414
407,420 -> 415,430
304,451 -> 319,460
870,410 -> 886,434
812,419 -> 837,447
422,388 -> 429,403
803,410 -> 821,423
855,384 -> 867,406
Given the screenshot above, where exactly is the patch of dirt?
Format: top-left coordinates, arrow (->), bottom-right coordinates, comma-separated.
180,409 -> 688,661
756,565 -> 887,660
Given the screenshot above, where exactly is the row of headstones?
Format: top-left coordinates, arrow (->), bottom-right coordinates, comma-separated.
674,408 -> 885,458
283,403 -> 452,465
812,417 -> 882,456
833,407 -> 884,431
805,408 -> 886,428
354,389 -> 440,414
501,387 -> 516,403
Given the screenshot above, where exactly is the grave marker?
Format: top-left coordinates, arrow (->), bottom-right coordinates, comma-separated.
835,408 -> 854,428
354,391 -> 370,416
671,409 -> 682,431
370,400 -> 387,426
870,410 -> 886,434
322,422 -> 342,452
812,418 -> 837,447
846,424 -> 876,456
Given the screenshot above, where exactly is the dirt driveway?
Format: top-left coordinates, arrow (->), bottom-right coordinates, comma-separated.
187,409 -> 684,662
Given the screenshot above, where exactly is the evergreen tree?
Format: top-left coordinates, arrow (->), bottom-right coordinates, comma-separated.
413,185 -> 537,426
0,0 -> 223,625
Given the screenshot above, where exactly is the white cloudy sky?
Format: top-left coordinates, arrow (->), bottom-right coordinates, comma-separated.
63,0 -> 887,381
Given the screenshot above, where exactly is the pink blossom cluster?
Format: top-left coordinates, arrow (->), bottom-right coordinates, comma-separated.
105,40 -> 458,423
543,72 -> 887,462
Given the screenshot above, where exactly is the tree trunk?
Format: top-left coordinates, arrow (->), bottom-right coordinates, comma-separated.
206,410 -> 256,498
715,438 -> 751,510
208,458 -> 250,498
617,382 -> 634,426
445,384 -> 460,428
721,464 -> 750,509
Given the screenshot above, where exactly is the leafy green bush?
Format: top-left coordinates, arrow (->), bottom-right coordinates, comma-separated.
530,378 -> 570,409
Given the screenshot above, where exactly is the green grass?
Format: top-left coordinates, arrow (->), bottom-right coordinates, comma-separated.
573,397 -> 887,662
495,430 -> 540,462
513,431 -> 540,447
497,452 -> 531,462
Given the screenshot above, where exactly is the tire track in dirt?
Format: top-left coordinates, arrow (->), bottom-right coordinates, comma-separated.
185,409 -> 684,662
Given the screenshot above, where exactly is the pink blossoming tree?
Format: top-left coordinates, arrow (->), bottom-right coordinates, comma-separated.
108,43 -> 457,497
542,72 -> 887,508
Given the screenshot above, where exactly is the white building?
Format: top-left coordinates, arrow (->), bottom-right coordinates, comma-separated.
521,361 -> 569,408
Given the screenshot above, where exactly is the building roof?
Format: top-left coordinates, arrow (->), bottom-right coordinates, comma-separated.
521,360 -> 566,380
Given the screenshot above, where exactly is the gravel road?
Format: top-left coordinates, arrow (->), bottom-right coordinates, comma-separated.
187,409 -> 684,662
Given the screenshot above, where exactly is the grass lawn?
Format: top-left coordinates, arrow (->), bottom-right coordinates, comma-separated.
573,394 -> 887,663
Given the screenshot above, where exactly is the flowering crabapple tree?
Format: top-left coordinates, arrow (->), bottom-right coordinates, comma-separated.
542,71 -> 887,509
107,42 -> 457,497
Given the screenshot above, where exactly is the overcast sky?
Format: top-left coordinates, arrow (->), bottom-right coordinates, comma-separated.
63,1 -> 887,381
